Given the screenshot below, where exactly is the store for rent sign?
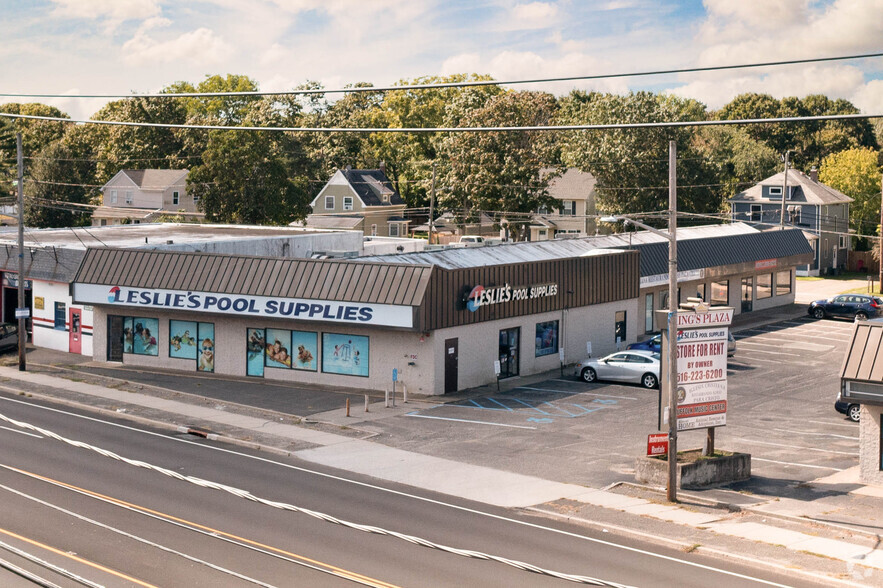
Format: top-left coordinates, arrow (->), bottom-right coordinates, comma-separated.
674,325 -> 729,431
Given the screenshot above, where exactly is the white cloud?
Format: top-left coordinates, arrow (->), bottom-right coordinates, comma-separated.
510,2 -> 559,29
851,79 -> 883,115
50,0 -> 161,21
703,0 -> 809,29
122,28 -> 233,66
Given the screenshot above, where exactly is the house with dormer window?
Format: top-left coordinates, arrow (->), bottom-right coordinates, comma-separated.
528,168 -> 597,241
306,167 -> 408,237
93,169 -> 203,226
729,167 -> 851,276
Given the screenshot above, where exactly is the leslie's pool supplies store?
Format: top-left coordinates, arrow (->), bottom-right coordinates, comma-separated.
72,247 -> 640,395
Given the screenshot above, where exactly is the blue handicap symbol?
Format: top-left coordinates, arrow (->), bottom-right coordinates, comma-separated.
527,417 -> 554,423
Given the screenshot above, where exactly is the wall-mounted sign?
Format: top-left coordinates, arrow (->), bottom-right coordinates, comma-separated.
3,274 -> 32,289
640,268 -> 705,287
755,259 -> 777,270
34,296 -> 44,310
72,284 -> 414,328
464,282 -> 558,312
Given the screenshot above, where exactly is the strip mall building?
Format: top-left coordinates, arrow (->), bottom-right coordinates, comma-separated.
63,222 -> 812,395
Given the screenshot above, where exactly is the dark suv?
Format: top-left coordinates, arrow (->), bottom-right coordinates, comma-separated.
0,323 -> 18,352
808,294 -> 883,321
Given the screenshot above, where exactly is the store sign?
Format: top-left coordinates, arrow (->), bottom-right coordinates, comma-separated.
675,308 -> 733,328
3,274 -> 32,289
640,268 -> 705,287
72,284 -> 413,328
465,282 -> 558,312
34,296 -> 45,310
647,433 -> 669,456
675,326 -> 729,431
755,259 -> 777,270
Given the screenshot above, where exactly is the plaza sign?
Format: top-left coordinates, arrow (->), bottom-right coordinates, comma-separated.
71,284 -> 414,328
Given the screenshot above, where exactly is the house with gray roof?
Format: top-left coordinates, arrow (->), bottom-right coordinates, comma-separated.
306,167 -> 408,237
94,169 -> 203,226
528,168 -> 597,241
729,168 -> 851,276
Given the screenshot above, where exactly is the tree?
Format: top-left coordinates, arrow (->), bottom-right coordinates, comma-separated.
819,147 -> 882,241
435,90 -> 559,235
692,126 -> 780,200
558,91 -> 720,219
0,103 -> 69,157
23,139 -> 94,227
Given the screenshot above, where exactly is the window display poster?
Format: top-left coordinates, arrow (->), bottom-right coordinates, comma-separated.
291,330 -> 317,371
265,328 -> 292,369
132,317 -> 159,356
123,317 -> 134,354
197,322 -> 214,373
247,328 -> 265,377
322,333 -> 369,377
169,320 -> 198,359
535,320 -> 558,357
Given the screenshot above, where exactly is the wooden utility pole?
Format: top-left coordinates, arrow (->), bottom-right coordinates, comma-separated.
428,162 -> 436,245
666,140 -> 678,503
16,133 -> 26,371
779,151 -> 790,227
879,174 -> 882,293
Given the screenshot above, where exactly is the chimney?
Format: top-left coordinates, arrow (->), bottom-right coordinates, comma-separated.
345,164 -> 352,171
379,161 -> 386,174
809,166 -> 818,182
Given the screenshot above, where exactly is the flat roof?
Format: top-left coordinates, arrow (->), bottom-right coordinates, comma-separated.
0,223 -> 332,250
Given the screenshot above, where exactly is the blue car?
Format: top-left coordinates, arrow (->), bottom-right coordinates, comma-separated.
627,331 -> 736,357
835,392 -> 860,422
809,294 -> 883,321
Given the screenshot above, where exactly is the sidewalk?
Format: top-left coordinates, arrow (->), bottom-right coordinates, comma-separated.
0,363 -> 880,585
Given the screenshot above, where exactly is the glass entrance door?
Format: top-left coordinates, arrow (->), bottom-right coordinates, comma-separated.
741,277 -> 753,313
498,327 -> 520,379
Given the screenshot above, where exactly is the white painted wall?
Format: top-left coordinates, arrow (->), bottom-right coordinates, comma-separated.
31,280 -> 93,355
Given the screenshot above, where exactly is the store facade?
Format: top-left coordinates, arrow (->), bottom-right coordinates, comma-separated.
72,247 -> 640,395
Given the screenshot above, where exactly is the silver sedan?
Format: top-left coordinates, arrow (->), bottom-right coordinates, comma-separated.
574,350 -> 660,388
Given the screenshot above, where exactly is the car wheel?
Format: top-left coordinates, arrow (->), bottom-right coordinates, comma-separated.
812,307 -> 825,319
642,373 -> 659,389
847,404 -> 861,422
855,312 -> 869,321
581,367 -> 597,383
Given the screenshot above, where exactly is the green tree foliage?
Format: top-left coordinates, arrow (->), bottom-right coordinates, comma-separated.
558,91 -> 721,219
165,74 -> 262,125
0,103 -> 69,157
435,90 -> 559,232
716,93 -> 877,169
819,147 -> 882,238
692,126 -> 780,200
24,139 -> 94,227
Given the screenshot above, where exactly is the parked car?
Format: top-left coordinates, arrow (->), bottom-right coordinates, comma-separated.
808,294 -> 883,321
835,392 -> 861,422
627,331 -> 736,357
574,350 -> 660,388
0,323 -> 18,352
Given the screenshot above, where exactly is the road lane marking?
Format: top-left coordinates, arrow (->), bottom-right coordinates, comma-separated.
745,439 -> 858,456
405,412 -> 537,429
1,464 -> 399,588
772,428 -> 858,440
0,526 -> 159,588
751,458 -> 844,471
0,425 -> 42,438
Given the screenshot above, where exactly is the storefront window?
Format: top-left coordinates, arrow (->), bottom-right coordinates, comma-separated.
263,328 -> 318,372
322,333 -> 369,377
776,270 -> 792,295
741,277 -> 753,312
123,317 -> 158,356
535,321 -> 558,357
615,311 -> 626,347
644,293 -> 654,333
169,320 -> 213,371
247,328 -> 266,377
711,281 -> 728,306
695,283 -> 706,302
54,302 -> 66,329
498,327 -> 520,378
757,273 -> 773,299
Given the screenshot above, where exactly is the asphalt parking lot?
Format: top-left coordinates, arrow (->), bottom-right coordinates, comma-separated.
358,315 -> 858,493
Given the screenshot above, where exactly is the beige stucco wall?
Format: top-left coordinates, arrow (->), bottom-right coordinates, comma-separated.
859,405 -> 883,485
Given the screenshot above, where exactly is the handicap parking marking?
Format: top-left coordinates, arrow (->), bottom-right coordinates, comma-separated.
405,411 -> 538,429
527,384 -> 639,400
459,395 -> 619,420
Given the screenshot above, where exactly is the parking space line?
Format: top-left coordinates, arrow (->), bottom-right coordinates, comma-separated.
533,385 -> 638,400
772,428 -> 858,440
510,397 -> 551,415
805,420 -> 858,428
405,412 -> 537,429
746,439 -> 858,456
752,457 -> 844,471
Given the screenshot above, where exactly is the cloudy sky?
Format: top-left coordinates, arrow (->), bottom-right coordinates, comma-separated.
3,0 -> 882,120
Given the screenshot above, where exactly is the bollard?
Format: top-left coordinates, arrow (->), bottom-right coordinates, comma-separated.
346,397 -> 350,417
403,384 -> 408,404
392,384 -> 396,407
385,388 -> 390,408
365,394 -> 370,413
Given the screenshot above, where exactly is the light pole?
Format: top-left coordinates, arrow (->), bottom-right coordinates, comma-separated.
602,140 -> 679,502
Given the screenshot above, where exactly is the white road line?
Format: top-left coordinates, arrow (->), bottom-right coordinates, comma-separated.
752,457 -> 844,471
805,420 -> 858,428
0,425 -> 42,438
745,439 -> 858,456
405,412 -> 537,429
533,385 -> 639,400
772,428 -> 858,440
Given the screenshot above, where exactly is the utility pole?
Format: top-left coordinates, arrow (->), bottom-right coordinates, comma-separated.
879,174 -> 883,294
428,162 -> 436,245
666,140 -> 678,503
779,151 -> 790,227
16,133 -> 26,371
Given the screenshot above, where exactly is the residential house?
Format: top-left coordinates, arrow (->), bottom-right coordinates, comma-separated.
412,211 -> 499,244
306,167 -> 408,238
93,169 -> 202,226
529,168 -> 597,241
729,168 -> 851,276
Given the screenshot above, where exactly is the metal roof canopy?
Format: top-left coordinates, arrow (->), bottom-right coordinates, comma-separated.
841,320 -> 883,406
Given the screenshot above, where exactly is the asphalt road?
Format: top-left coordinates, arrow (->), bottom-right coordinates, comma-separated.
0,394 -> 810,587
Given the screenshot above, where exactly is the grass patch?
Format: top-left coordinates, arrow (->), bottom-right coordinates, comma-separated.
683,544 -> 700,553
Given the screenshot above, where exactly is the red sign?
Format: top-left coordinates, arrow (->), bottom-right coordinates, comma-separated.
647,433 -> 669,456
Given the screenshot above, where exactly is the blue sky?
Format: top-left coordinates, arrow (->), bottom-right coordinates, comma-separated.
2,0 -> 881,120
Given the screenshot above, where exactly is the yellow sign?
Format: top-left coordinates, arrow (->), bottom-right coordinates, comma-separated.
34,296 -> 44,310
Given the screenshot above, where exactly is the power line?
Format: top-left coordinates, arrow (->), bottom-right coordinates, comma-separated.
2,52 -> 881,100
0,112 -> 881,134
